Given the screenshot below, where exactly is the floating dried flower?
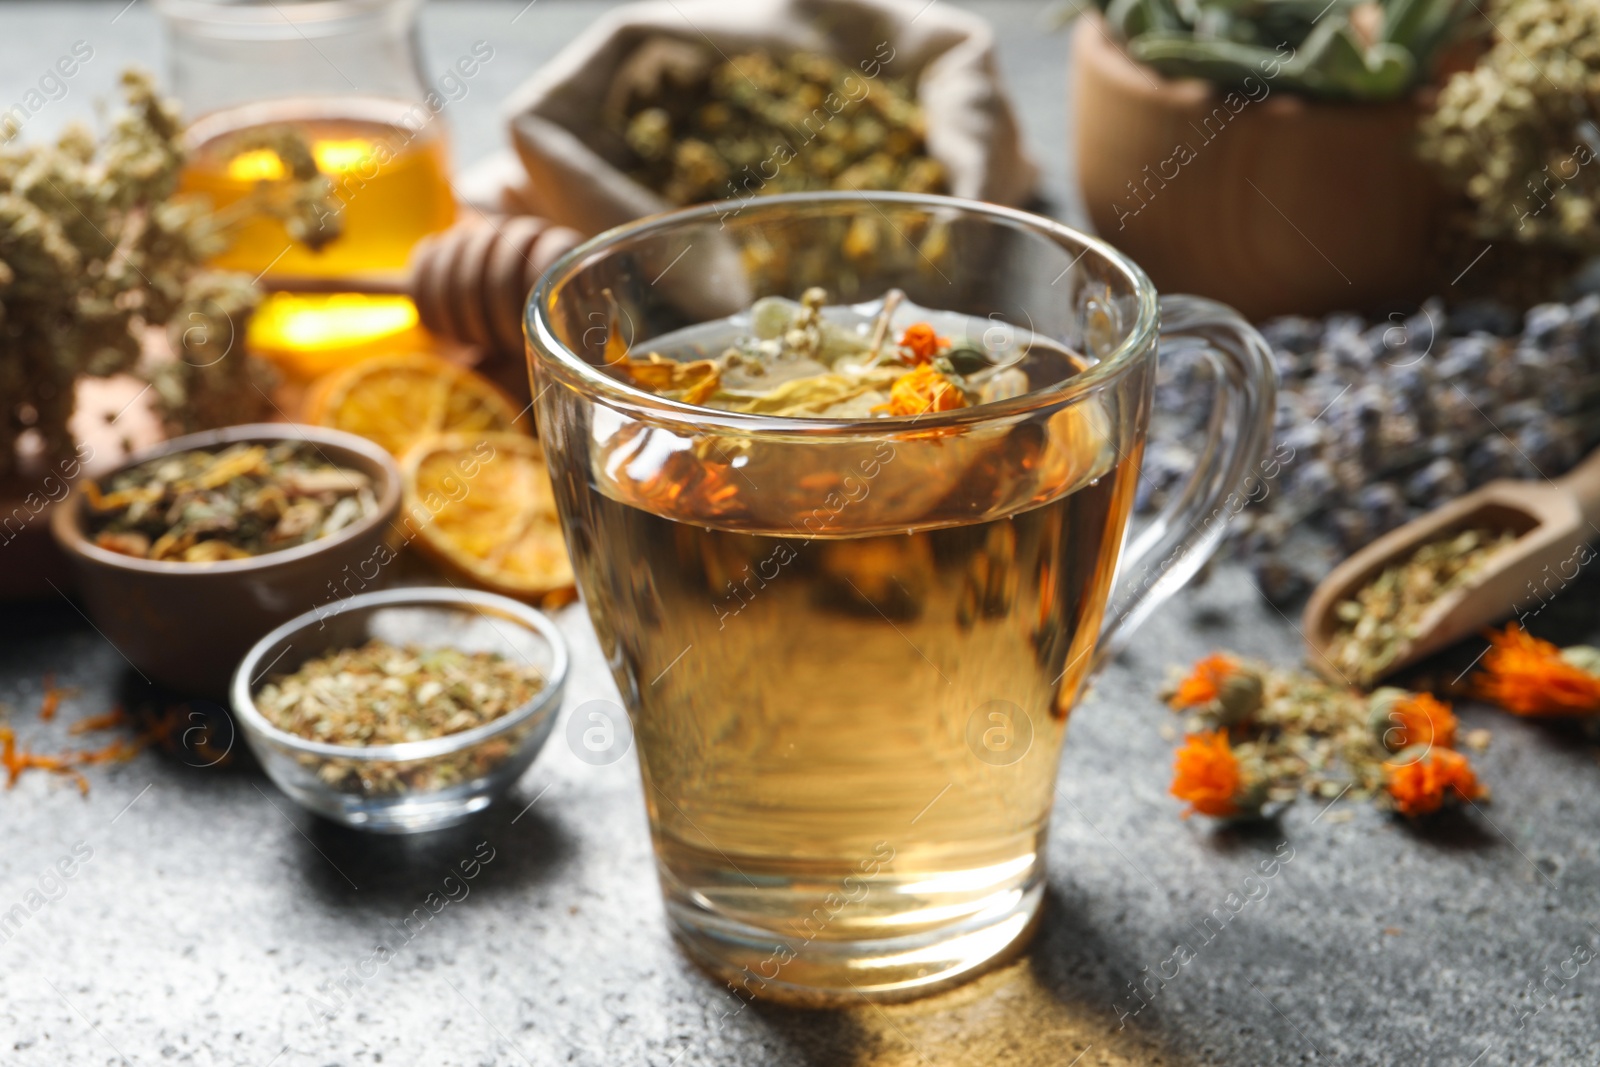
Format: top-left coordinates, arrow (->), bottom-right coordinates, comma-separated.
1473,624 -> 1600,717
1171,729 -> 1258,818
898,323 -> 948,364
1369,689 -> 1458,752
613,353 -> 722,406
876,364 -> 968,417
1385,747 -> 1484,817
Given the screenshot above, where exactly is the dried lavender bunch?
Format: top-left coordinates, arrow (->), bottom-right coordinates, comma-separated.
1418,0 -> 1600,264
1141,297 -> 1600,603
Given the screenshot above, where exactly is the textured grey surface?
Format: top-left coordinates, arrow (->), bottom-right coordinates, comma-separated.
3,3 -> 1600,1065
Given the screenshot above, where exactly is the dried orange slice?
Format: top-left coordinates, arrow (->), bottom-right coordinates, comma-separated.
400,433 -> 574,601
303,353 -> 525,457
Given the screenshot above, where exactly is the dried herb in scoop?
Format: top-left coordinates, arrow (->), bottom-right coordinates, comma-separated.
85,442 -> 375,562
1326,527 -> 1517,686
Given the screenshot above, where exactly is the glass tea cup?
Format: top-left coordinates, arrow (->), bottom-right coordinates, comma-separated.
527,192 -> 1275,1002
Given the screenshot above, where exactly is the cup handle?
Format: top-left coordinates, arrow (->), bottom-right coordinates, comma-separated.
1092,294 -> 1279,672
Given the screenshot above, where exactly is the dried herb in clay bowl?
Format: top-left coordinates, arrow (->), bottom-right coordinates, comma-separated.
84,441 -> 377,563
231,588 -> 569,833
52,425 -> 401,695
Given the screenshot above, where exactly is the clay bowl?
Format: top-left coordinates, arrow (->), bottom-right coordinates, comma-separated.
1071,12 -> 1443,319
51,424 -> 402,696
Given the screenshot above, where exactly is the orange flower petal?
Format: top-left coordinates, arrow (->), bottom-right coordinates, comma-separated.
898,323 -> 948,364
875,364 -> 967,417
1171,729 -> 1242,818
1169,653 -> 1238,710
1385,748 -> 1483,817
1473,625 -> 1600,717
1389,693 -> 1458,750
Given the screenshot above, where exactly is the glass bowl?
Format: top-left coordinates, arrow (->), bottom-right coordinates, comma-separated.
231,588 -> 569,833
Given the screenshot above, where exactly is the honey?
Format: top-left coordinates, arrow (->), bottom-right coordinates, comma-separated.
180,97 -> 455,372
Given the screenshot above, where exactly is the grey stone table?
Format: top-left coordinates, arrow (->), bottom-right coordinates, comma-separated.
3,3 -> 1599,1065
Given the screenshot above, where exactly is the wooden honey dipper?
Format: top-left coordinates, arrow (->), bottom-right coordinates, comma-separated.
259,215 -> 585,355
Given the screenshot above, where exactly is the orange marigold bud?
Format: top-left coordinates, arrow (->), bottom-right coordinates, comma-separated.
1370,689 -> 1458,752
1171,730 -> 1253,818
1385,747 -> 1484,817
898,322 -> 948,364
1168,653 -> 1239,710
876,364 -> 967,417
1473,624 -> 1600,717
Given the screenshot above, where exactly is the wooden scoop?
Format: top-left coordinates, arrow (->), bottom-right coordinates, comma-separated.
1302,446 -> 1600,684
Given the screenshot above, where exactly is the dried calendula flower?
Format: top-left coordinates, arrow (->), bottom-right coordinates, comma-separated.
1384,746 -> 1485,818
1369,689 -> 1458,752
898,323 -> 948,365
1327,527 -> 1517,685
84,442 -> 375,562
1473,624 -> 1600,717
1162,652 -> 1492,820
1164,653 -> 1263,725
1166,653 -> 1238,708
1171,730 -> 1263,819
614,352 -> 722,406
877,364 -> 968,417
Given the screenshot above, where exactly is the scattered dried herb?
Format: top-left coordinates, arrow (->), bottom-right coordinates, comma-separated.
37,673 -> 66,721
85,442 -> 375,562
1472,623 -> 1600,716
0,682 -> 143,796
256,640 -> 545,794
611,46 -> 945,206
1164,654 -> 1488,819
1327,527 -> 1517,685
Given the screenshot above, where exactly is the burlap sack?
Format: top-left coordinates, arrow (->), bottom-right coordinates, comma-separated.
500,0 -> 1039,236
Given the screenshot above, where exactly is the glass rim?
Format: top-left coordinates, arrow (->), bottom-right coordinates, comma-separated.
527,191 -> 1159,438
154,0 -> 420,37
